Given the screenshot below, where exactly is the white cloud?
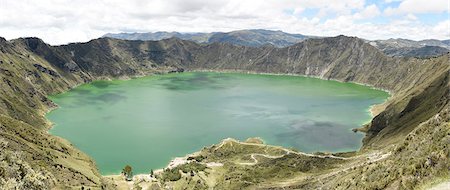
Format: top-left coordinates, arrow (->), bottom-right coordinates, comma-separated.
384,0 -> 403,3
0,0 -> 447,44
432,20 -> 450,39
384,0 -> 449,15
353,4 -> 381,20
405,14 -> 418,21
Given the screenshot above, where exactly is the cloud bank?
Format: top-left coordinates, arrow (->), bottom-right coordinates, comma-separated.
0,0 -> 448,45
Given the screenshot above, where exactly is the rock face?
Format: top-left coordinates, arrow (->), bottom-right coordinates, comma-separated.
0,35 -> 448,189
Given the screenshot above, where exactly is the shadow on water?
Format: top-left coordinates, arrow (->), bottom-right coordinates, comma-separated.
157,72 -> 234,91
91,81 -> 116,89
69,92 -> 127,107
94,93 -> 127,103
275,119 -> 358,152
102,115 -> 115,121
71,88 -> 92,95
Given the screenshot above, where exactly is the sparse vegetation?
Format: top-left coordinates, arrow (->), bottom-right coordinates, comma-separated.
0,35 -> 448,189
177,162 -> 206,174
122,165 -> 133,180
159,162 -> 207,182
160,168 -> 181,182
0,138 -> 55,189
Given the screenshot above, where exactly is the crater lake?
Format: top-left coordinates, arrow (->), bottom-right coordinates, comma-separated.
47,72 -> 389,174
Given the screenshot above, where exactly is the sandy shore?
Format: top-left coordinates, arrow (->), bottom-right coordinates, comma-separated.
104,151 -> 202,189
369,103 -> 387,117
106,174 -> 161,189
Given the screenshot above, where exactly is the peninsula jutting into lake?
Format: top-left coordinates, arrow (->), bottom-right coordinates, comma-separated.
0,0 -> 449,189
47,72 -> 388,174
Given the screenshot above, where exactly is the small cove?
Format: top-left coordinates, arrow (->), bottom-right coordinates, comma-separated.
46,72 -> 389,174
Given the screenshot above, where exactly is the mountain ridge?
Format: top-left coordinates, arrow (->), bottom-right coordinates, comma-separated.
0,35 -> 448,189
103,29 -> 312,48
103,29 -> 450,58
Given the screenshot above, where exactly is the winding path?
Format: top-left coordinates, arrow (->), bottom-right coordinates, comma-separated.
215,138 -> 350,166
239,153 -> 286,165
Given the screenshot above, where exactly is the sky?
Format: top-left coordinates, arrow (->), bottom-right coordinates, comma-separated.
0,0 -> 448,45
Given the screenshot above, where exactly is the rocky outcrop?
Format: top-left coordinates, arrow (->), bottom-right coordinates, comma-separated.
0,35 -> 448,189
364,63 -> 449,148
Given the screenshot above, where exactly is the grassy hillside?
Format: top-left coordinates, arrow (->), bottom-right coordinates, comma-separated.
0,35 -> 448,189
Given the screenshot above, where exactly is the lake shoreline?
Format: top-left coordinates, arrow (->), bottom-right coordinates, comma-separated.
45,70 -> 390,176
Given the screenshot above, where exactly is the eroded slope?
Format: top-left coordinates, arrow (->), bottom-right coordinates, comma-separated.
0,35 -> 448,189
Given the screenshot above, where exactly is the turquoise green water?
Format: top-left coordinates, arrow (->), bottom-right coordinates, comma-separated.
47,72 -> 389,174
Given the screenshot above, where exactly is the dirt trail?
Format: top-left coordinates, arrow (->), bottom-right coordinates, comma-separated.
428,181 -> 450,190
215,138 -> 350,166
257,150 -> 393,188
239,153 -> 286,165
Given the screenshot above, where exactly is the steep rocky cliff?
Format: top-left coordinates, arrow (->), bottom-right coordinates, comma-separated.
0,35 -> 448,189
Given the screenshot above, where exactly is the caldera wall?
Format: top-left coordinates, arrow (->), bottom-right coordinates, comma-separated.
0,35 -> 448,188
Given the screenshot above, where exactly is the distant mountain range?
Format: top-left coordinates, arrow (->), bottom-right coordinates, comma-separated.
103,29 -> 450,58
103,29 -> 312,48
368,38 -> 450,58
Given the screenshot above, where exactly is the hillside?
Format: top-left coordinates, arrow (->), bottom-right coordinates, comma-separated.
0,35 -> 448,189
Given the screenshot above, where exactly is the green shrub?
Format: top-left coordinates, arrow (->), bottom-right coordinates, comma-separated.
178,162 -> 206,173
160,168 -> 181,181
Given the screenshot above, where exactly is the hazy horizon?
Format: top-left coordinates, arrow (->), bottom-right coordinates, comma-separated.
2,28 -> 450,47
1,0 -> 449,45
